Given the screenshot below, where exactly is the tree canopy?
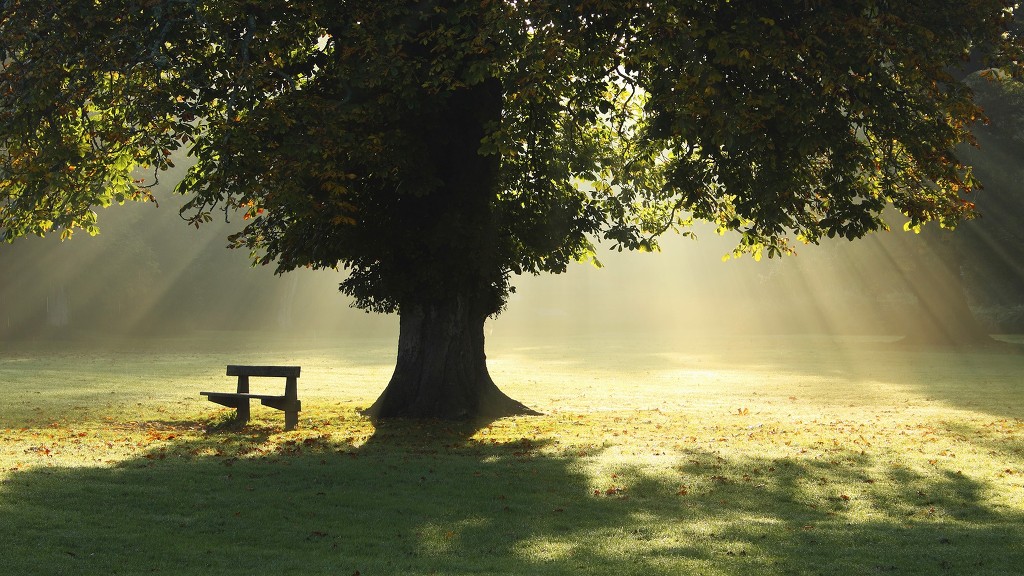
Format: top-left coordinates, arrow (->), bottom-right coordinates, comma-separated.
2,1 -> 1021,419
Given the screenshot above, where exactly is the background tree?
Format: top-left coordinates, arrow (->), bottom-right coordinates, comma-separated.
863,67 -> 1024,346
2,1 -> 1020,420
869,62 -> 1024,346
944,70 -> 1024,334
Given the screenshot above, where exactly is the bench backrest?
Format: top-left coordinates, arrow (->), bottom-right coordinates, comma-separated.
226,365 -> 301,378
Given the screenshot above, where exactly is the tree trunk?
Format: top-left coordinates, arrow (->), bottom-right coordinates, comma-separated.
363,296 -> 537,421
359,74 -> 537,421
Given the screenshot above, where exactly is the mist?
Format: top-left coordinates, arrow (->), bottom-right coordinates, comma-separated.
0,191 -> 397,341
3,76 -> 1023,347
2,190 -> 1020,347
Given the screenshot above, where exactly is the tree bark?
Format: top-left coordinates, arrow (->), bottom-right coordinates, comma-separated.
363,296 -> 537,421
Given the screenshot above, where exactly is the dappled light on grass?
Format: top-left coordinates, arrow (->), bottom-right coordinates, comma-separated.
2,336 -> 1023,574
2,407 -> 1022,574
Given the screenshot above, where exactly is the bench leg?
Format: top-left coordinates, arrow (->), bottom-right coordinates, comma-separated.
234,374 -> 251,425
284,410 -> 298,431
236,399 -> 251,425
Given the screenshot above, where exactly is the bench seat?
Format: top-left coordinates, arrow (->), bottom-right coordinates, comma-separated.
201,392 -> 291,402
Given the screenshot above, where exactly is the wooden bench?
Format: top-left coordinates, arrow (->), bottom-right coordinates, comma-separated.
201,365 -> 301,430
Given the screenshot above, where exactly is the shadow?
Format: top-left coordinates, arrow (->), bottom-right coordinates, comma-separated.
2,422 -> 1023,575
358,417 -> 488,447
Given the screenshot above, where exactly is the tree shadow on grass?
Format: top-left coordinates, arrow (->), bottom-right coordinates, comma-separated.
1,424 -> 1022,575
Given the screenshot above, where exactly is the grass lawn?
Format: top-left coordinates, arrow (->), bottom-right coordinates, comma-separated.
1,332 -> 1022,575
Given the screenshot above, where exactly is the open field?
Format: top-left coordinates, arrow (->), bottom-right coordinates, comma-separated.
1,332 -> 1023,575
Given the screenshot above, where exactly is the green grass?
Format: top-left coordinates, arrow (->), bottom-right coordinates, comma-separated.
1,332 -> 1023,575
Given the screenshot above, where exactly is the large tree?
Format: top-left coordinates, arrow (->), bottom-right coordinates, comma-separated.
2,1 -> 1020,419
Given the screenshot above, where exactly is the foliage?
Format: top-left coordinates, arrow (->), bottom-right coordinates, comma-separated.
2,0 -> 1021,316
